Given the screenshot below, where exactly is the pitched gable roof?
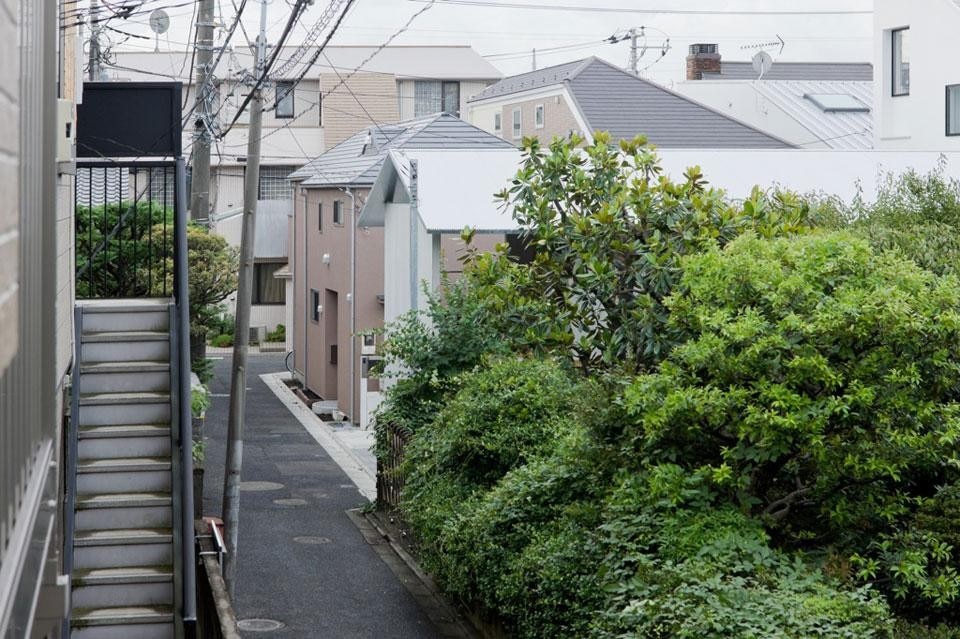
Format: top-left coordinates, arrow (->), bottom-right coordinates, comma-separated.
568,58 -> 792,149
468,59 -> 589,102
712,61 -> 873,81
290,113 -> 514,187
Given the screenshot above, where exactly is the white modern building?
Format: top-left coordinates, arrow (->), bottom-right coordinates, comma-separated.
874,0 -> 960,149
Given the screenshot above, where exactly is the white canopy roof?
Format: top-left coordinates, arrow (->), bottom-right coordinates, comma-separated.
358,148 -> 521,233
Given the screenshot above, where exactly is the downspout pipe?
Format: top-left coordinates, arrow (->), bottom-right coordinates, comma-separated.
345,187 -> 356,424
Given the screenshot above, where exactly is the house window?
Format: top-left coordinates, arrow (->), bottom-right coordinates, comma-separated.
413,80 -> 461,117
258,165 -> 296,200
275,81 -> 295,118
948,85 -> 960,136
535,104 -> 545,128
317,202 -> 323,232
310,289 -> 320,322
253,261 -> 285,305
494,112 -> 501,134
892,28 -> 910,97
333,200 -> 344,225
512,107 -> 521,139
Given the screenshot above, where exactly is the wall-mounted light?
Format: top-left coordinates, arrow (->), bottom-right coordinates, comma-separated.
322,253 -> 331,264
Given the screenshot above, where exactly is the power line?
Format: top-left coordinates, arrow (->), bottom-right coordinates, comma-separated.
408,0 -> 872,15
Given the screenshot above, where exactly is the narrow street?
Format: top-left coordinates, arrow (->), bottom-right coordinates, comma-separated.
202,353 -> 441,638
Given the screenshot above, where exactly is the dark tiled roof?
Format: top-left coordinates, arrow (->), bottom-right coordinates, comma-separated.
569,59 -> 792,148
290,113 -> 513,187
467,59 -> 589,102
712,61 -> 873,81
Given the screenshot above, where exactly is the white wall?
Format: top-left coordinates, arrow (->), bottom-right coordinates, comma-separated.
382,202 -> 435,325
875,0 -> 960,150
467,100 -> 503,137
656,149 -> 960,203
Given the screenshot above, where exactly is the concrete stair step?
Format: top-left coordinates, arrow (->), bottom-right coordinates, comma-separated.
71,567 -> 174,610
75,492 -> 172,531
77,457 -> 172,495
79,299 -> 171,333
79,392 -> 171,406
75,528 -> 173,547
78,457 -> 170,473
81,335 -> 169,364
71,605 -> 174,636
78,424 -> 171,459
78,401 -> 171,428
80,362 -> 171,394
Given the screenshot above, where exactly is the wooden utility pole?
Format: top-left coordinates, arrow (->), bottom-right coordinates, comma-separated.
189,0 -> 216,224
221,0 -> 267,597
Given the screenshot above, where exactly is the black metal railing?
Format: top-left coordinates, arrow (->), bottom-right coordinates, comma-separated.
69,157 -> 196,637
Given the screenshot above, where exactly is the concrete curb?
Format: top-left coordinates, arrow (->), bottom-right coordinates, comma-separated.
259,372 -> 376,500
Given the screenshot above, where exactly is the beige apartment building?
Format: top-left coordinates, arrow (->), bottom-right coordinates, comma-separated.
288,114 -> 512,423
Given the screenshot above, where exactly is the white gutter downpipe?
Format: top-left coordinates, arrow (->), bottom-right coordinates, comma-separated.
346,187 -> 357,425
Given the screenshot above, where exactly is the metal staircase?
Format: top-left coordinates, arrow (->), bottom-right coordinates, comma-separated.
69,299 -> 182,639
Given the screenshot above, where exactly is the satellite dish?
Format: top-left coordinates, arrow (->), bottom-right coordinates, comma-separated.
149,9 -> 170,34
752,50 -> 773,80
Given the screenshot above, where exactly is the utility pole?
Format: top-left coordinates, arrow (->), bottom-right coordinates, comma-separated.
88,0 -> 101,80
628,27 -> 638,75
532,48 -> 536,71
189,0 -> 216,224
222,0 -> 268,598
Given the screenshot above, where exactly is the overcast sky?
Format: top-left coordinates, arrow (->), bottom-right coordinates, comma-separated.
104,0 -> 875,84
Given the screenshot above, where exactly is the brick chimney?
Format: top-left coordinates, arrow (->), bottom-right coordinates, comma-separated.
686,43 -> 720,80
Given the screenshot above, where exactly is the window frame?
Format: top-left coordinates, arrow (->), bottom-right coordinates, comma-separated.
333,199 -> 344,226
317,201 -> 323,232
252,261 -> 286,306
535,104 -> 545,129
275,81 -> 295,118
494,112 -> 501,134
947,84 -> 960,137
512,107 -> 522,139
310,288 -> 320,323
441,81 -> 460,116
891,27 -> 910,97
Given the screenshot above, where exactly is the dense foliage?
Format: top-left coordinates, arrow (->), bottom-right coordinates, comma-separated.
375,136 -> 960,637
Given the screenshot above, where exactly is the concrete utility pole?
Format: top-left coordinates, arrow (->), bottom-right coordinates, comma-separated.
532,48 -> 537,71
628,27 -> 638,75
88,0 -> 101,80
189,0 -> 216,224
222,0 -> 268,597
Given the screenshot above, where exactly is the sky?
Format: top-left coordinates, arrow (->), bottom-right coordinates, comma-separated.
93,0 -> 875,85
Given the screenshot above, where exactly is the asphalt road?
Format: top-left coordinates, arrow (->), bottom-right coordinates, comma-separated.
201,353 -> 442,638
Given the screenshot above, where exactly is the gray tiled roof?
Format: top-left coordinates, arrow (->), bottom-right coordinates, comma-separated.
468,59 -> 589,102
571,59 -> 792,148
290,113 -> 514,187
711,61 -> 873,81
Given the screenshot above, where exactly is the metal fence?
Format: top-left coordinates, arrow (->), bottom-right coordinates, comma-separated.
75,162 -> 178,299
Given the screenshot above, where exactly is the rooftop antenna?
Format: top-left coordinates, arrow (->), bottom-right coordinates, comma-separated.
148,9 -> 169,52
741,34 -> 786,56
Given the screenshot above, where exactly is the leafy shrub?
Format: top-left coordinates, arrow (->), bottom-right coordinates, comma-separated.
625,232 -> 960,618
266,323 -> 285,342
210,333 -> 233,348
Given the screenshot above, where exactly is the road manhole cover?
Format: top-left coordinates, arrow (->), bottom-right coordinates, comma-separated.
293,536 -> 331,545
240,481 -> 285,492
238,618 -> 285,632
273,498 -> 308,507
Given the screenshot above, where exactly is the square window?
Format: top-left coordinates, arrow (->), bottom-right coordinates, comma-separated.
948,85 -> 960,136
494,112 -> 501,134
892,28 -> 909,97
276,81 -> 295,118
512,107 -> 521,139
535,104 -> 544,128
310,289 -> 320,322
333,200 -> 343,225
317,202 -> 323,232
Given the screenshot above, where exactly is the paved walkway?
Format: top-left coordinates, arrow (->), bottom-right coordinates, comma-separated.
202,353 -> 441,638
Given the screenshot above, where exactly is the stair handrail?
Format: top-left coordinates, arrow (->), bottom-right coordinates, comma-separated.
173,157 -> 197,637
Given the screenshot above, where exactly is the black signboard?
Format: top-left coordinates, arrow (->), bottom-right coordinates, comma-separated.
77,82 -> 183,158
